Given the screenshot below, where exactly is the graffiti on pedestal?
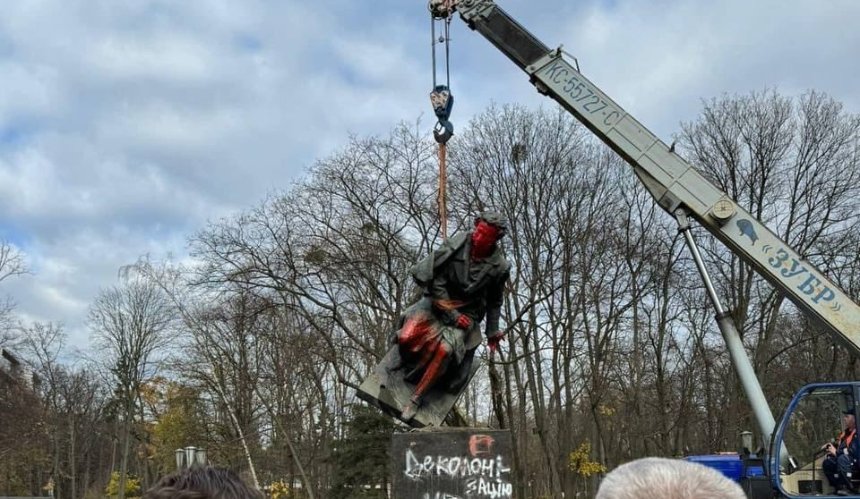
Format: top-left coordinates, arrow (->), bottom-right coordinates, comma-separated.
392,430 -> 514,499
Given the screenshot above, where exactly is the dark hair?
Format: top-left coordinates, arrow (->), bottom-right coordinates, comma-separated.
143,467 -> 263,499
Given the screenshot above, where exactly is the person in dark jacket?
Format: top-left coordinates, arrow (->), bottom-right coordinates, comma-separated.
395,212 -> 511,421
822,407 -> 860,495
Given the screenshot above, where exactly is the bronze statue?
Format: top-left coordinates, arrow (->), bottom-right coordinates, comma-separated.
392,212 -> 511,421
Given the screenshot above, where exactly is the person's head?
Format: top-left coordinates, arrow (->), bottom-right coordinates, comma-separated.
143,466 -> 263,499
595,457 -> 746,499
843,408 -> 856,430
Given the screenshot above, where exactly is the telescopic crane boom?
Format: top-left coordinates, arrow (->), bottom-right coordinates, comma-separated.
434,0 -> 860,353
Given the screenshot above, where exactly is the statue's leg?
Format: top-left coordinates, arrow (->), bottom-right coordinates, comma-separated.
401,341 -> 451,421
393,300 -> 443,385
445,347 -> 476,394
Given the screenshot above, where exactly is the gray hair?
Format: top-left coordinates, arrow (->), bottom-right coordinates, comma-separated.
595,458 -> 747,499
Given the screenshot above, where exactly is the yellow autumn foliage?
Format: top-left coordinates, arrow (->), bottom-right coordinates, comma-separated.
268,480 -> 293,499
597,404 -> 615,417
105,471 -> 141,498
568,441 -> 607,477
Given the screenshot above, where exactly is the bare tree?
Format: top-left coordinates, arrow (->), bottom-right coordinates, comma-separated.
0,239 -> 28,345
22,323 -> 110,499
22,323 -> 66,497
190,122 -> 438,394
0,239 -> 27,283
447,104 -> 663,496
89,277 -> 174,499
678,89 -> 860,439
123,259 -> 265,487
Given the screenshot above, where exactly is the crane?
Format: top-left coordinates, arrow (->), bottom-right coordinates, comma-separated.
428,0 -> 860,496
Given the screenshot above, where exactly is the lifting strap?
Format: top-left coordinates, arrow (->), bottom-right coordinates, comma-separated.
437,142 -> 448,238
430,3 -> 454,239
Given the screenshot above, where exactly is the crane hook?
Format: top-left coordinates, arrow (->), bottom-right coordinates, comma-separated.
433,120 -> 454,144
430,85 -> 454,144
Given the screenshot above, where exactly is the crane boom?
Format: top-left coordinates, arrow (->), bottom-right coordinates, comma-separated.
449,0 -> 860,354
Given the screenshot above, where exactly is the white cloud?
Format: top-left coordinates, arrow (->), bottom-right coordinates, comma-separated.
0,62 -> 60,127
559,0 -> 860,138
0,0 -> 858,349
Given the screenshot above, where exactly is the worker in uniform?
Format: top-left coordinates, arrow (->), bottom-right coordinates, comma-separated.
822,408 -> 860,495
392,211 -> 510,421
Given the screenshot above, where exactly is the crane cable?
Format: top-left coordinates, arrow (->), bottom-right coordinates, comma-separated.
429,2 -> 454,239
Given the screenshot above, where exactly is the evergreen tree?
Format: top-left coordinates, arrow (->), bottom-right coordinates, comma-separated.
329,405 -> 394,498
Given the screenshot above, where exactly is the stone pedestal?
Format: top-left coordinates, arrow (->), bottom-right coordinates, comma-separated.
390,428 -> 514,499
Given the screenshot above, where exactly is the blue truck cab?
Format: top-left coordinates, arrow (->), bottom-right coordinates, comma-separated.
690,383 -> 860,498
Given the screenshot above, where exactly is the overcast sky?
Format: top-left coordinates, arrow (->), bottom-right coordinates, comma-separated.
1,0 -> 858,349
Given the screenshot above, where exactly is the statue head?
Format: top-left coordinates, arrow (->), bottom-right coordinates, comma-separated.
474,211 -> 508,238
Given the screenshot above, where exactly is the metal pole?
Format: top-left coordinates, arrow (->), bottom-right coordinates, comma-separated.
675,210 -> 776,446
